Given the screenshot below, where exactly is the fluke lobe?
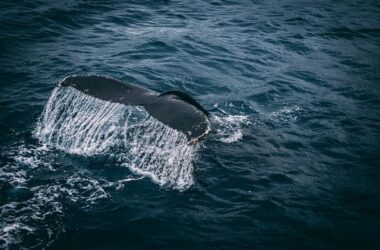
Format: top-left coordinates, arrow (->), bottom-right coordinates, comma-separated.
59,75 -> 211,142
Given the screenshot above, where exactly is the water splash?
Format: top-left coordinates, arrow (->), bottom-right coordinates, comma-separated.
34,87 -> 197,190
0,175 -> 111,249
0,178 -> 64,249
269,106 -> 304,122
210,102 -> 252,144
211,114 -> 250,143
0,143 -> 112,249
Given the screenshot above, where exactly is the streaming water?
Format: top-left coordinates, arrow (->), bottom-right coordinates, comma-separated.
34,86 -> 198,190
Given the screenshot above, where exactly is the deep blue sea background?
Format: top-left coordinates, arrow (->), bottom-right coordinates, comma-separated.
1,0 -> 380,249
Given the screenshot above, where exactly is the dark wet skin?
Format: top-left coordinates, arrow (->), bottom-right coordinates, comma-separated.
60,75 -> 211,141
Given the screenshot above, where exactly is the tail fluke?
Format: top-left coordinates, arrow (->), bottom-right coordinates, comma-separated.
59,75 -> 211,141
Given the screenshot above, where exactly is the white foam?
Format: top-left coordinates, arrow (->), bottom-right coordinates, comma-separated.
0,165 -> 27,186
270,106 -> 303,122
64,174 -> 109,205
0,221 -> 34,249
212,114 -> 250,143
0,169 -> 111,249
0,186 -> 63,249
34,87 -> 198,190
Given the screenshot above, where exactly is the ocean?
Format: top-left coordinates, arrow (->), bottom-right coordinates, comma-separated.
1,0 -> 380,249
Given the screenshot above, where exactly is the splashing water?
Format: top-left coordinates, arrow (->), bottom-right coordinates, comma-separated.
269,106 -> 305,123
34,87 -> 198,190
211,114 -> 251,143
0,143 -> 136,249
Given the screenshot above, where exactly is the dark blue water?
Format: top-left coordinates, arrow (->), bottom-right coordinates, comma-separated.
1,0 -> 380,249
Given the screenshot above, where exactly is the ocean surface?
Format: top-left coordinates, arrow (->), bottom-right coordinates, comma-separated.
1,0 -> 380,249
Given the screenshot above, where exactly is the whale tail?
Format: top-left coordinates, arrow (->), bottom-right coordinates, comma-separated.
59,75 -> 211,141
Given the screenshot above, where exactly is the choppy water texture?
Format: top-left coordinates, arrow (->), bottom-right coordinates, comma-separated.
1,0 -> 380,249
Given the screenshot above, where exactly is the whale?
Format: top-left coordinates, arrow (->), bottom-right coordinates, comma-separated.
59,75 -> 211,142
